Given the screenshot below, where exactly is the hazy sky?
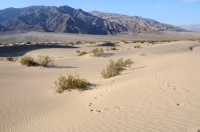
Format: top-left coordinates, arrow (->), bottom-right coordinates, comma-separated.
0,0 -> 199,25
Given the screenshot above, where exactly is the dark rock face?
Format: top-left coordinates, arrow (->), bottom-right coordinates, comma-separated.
0,6 -> 185,34
90,11 -> 185,33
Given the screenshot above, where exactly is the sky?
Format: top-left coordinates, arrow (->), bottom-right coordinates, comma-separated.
0,0 -> 200,26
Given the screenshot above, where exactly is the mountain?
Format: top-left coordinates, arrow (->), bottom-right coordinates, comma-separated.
0,6 -> 185,34
179,24 -> 200,32
90,11 -> 185,33
1,6 -> 127,35
0,25 -> 9,31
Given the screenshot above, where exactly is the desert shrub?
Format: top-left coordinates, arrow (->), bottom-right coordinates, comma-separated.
121,40 -> 128,44
110,47 -> 118,50
0,43 -> 2,45
0,58 -> 4,61
91,48 -> 104,57
27,42 -> 31,44
88,41 -> 96,44
78,51 -> 87,56
20,55 -> 38,66
75,41 -> 82,44
134,45 -> 141,48
76,50 -> 81,53
36,55 -> 54,67
20,55 -> 54,67
5,56 -> 18,62
55,74 -> 90,93
101,58 -> 133,78
189,39 -> 195,41
139,40 -> 145,43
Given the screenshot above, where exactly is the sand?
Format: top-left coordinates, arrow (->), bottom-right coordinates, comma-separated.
0,38 -> 200,132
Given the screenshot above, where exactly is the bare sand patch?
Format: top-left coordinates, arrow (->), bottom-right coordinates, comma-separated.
0,40 -> 200,132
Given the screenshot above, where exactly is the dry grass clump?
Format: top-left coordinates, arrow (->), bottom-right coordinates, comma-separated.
78,51 -> 87,56
36,55 -> 54,67
20,55 -> 39,66
55,74 -> 90,93
101,58 -> 133,78
76,50 -> 81,53
91,48 -> 104,57
110,47 -> 118,50
5,56 -> 18,62
134,45 -> 142,48
121,40 -> 128,44
20,55 -> 54,67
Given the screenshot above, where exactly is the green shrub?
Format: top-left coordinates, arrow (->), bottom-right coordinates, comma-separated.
55,74 -> 90,93
36,55 -> 54,67
78,51 -> 87,56
91,48 -> 104,57
101,58 -> 133,78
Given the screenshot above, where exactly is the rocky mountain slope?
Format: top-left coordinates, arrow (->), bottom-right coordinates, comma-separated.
1,6 -> 126,35
90,11 -> 185,33
0,6 -> 185,34
0,25 -> 9,31
180,24 -> 200,32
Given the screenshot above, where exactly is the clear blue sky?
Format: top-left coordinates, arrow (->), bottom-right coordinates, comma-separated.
1,0 -> 200,25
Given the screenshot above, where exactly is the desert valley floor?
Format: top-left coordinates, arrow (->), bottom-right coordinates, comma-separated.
0,32 -> 200,132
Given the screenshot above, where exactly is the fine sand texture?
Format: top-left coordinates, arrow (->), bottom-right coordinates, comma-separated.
0,40 -> 200,132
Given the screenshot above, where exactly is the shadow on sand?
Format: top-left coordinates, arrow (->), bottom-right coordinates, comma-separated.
0,44 -> 78,57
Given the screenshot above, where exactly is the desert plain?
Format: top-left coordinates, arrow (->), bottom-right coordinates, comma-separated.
0,31 -> 200,132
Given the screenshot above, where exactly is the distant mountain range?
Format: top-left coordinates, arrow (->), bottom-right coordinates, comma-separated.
179,24 -> 200,32
0,6 -> 185,35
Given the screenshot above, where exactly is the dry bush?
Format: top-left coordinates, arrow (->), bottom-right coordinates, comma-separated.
78,51 -> 87,56
5,56 -> 18,62
121,40 -> 128,44
27,42 -> 31,44
110,47 -> 118,50
36,55 -> 54,67
0,58 -> 4,61
20,55 -> 54,67
20,55 -> 38,66
101,58 -> 133,78
76,50 -> 81,53
75,41 -> 82,44
55,74 -> 90,93
91,48 -> 104,57
134,45 -> 142,48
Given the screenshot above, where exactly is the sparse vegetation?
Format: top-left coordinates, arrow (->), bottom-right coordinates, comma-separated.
91,48 -> 104,57
101,58 -> 133,78
36,55 -> 54,67
78,51 -> 87,56
5,56 -> 18,62
134,45 -> 142,48
20,55 -> 38,66
121,40 -> 128,44
110,47 -> 118,50
76,50 -> 81,53
55,74 -> 90,93
20,55 -> 54,67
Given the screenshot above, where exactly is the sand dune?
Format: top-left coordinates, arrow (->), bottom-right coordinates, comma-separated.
0,40 -> 200,132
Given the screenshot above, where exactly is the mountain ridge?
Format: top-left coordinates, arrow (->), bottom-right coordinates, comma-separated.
0,5 -> 185,34
179,24 -> 200,32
